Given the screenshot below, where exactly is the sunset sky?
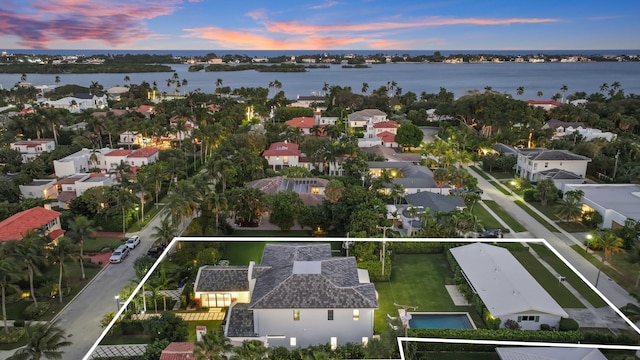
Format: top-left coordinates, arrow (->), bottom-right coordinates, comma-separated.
1,0 -> 638,50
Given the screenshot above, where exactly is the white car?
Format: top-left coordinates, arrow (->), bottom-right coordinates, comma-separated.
125,235 -> 141,249
109,245 -> 130,264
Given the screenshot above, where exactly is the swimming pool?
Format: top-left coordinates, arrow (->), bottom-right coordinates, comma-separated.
407,312 -> 476,329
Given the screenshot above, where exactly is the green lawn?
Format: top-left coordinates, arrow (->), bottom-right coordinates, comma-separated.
514,200 -> 557,232
100,334 -> 152,345
509,249 -> 585,308
374,254 -> 482,334
41,263 -> 103,320
471,205 -> 507,232
487,180 -> 511,196
487,171 -> 515,180
85,237 -> 124,253
529,244 -> 607,307
3,300 -> 31,320
186,320 -> 223,342
571,244 -> 640,297
223,242 -> 268,265
527,203 -> 592,233
482,200 -> 526,232
469,166 -> 491,180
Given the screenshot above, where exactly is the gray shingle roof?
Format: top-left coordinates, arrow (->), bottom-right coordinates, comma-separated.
404,191 -> 466,213
194,266 -> 251,292
517,148 -> 591,161
249,244 -> 378,309
227,303 -> 257,337
537,168 -> 582,179
492,143 -> 518,156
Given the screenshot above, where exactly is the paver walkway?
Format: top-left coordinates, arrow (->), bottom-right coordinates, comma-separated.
445,285 -> 470,306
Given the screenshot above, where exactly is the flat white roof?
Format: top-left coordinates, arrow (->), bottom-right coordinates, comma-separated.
450,243 -> 568,318
565,184 -> 640,221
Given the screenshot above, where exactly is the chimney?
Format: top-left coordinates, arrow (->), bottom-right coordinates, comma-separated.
248,261 -> 255,282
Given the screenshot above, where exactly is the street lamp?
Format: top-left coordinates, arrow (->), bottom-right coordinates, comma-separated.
135,205 -> 140,226
114,295 -> 120,312
585,234 -> 593,253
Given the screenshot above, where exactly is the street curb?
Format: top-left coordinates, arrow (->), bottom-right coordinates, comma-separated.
52,263 -> 112,323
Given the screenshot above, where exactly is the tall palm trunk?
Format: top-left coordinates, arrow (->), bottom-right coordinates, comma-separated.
2,286 -> 7,334
58,262 -> 64,304
29,265 -> 38,308
80,241 -> 86,280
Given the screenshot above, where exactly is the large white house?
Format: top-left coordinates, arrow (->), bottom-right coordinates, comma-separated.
194,243 -> 377,348
515,148 -> 591,182
10,138 -> 56,162
564,183 -> 640,229
450,243 -> 568,330
53,147 -> 160,176
42,93 -> 108,113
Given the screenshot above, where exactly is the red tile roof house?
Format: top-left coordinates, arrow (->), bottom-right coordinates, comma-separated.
285,117 -> 323,135
0,207 -> 65,242
10,138 -> 56,162
127,148 -> 160,167
159,342 -> 195,360
263,141 -> 302,171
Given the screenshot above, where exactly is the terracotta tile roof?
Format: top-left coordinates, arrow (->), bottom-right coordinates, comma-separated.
373,120 -> 398,129
285,117 -> 316,128
262,142 -> 301,157
128,148 -> 159,158
105,149 -> 132,157
48,229 -> 66,240
57,191 -> 77,203
135,105 -> 155,114
160,342 -> 195,360
377,131 -> 396,143
0,207 -> 61,241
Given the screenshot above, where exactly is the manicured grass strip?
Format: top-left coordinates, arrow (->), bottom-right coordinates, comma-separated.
529,243 -> 607,307
570,244 -> 638,297
510,250 -> 585,308
374,254 -> 483,334
514,200 -> 557,232
223,241 -> 268,265
471,205 -> 507,232
482,200 -> 527,232
470,166 -> 491,180
85,237 -> 124,252
488,180 -> 511,195
488,172 -> 515,180
186,320 -> 223,342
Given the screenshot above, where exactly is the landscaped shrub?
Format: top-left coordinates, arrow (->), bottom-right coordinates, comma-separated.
522,188 -> 538,202
22,302 -> 51,320
581,331 -> 639,345
119,319 -> 145,335
408,329 -> 582,352
483,308 -> 501,330
540,323 -> 551,331
504,319 -> 521,330
0,328 -> 25,344
559,317 -> 579,331
357,259 -> 392,282
389,242 -> 444,254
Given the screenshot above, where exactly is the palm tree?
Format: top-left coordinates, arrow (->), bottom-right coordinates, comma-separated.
432,168 -> 448,195
66,216 -> 97,280
20,73 -> 27,83
11,231 -> 48,308
588,230 -> 624,287
8,321 -> 72,360
123,75 -> 131,85
516,86 -> 524,96
599,83 -> 609,94
536,90 -> 543,98
165,180 -> 200,228
361,82 -> 369,94
215,78 -> 223,93
50,237 -> 76,304
231,339 -> 269,360
113,189 -> 137,237
560,84 -> 568,102
54,75 -> 61,85
0,255 -> 21,334
611,81 -> 622,92
152,218 -> 177,246
203,192 -> 228,231
194,327 -> 233,360
555,191 -> 583,223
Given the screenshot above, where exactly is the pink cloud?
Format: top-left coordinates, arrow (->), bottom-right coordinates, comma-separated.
1,0 -> 181,48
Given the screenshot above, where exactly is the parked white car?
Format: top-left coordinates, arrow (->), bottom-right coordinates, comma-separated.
109,245 -> 130,264
125,235 -> 140,249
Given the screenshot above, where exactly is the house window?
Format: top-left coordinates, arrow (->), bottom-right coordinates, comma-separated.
330,337 -> 337,350
293,309 -> 300,321
328,310 -> 334,321
353,309 -> 359,320
544,162 -> 549,168
283,156 -> 289,164
517,315 -> 539,322
290,337 -> 297,347
533,163 -> 538,170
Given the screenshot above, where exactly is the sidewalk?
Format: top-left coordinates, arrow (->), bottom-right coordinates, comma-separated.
465,165 -> 638,308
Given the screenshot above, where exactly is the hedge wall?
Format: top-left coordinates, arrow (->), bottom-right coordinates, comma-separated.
388,242 -> 444,254
359,259 -> 392,282
408,329 -> 582,352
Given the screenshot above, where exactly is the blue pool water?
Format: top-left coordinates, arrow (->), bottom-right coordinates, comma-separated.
407,313 -> 475,329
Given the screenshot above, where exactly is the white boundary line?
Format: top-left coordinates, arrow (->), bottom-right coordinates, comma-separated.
84,236 -> 640,360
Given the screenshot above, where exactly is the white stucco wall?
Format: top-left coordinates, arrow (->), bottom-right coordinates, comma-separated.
501,312 -> 561,330
254,308 -> 374,348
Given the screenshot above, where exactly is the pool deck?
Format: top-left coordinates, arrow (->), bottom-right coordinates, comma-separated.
445,285 -> 471,306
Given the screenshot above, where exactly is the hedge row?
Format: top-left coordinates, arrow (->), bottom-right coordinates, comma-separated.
358,259 -> 393,282
408,329 -> 582,352
388,242 -> 445,254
